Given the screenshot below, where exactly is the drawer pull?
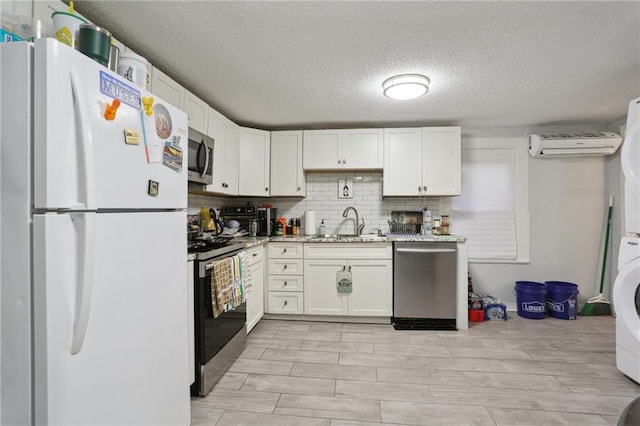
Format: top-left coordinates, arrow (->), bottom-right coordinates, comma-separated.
283,281 -> 287,286
253,253 -> 257,257
283,300 -> 288,306
283,248 -> 287,253
283,265 -> 288,270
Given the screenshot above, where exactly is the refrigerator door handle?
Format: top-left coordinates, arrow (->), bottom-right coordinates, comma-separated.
69,70 -> 97,210
70,212 -> 97,355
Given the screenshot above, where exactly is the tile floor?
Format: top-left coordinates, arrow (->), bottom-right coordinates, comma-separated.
191,315 -> 640,425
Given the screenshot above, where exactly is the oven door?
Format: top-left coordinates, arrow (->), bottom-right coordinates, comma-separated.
187,129 -> 213,185
192,254 -> 246,396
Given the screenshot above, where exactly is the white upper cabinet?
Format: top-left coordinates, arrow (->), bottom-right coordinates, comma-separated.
383,126 -> 461,196
183,90 -> 208,134
383,128 -> 423,195
205,107 -> 226,194
341,129 -> 384,169
303,129 -> 383,170
270,131 -> 305,197
206,111 -> 238,196
221,119 -> 239,195
422,127 -> 461,196
238,127 -> 271,197
150,67 -> 184,109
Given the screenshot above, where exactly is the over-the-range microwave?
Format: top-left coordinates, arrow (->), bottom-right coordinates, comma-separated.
187,128 -> 214,185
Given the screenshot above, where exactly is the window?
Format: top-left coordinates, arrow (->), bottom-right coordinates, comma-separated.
450,136 -> 530,263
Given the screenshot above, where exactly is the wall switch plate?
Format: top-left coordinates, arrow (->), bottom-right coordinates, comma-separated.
338,178 -> 353,199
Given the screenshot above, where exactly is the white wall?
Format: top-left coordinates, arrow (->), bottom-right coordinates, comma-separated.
469,154 -> 607,304
462,125 -> 623,307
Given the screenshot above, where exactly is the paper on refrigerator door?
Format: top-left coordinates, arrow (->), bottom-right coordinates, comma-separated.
141,110 -> 163,163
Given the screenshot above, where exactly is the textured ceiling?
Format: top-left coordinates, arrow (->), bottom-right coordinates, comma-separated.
74,1 -> 640,131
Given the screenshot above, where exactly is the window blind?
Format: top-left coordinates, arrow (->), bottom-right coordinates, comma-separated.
451,148 -> 518,260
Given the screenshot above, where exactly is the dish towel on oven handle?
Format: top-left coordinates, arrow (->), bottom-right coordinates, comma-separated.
211,257 -> 234,318
237,251 -> 252,298
210,253 -> 249,318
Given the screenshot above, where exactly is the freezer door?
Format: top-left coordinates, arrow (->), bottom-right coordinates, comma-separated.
32,211 -> 190,425
1,41 -> 33,425
34,38 -> 187,210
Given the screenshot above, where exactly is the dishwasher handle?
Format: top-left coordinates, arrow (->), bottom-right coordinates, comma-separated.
395,247 -> 456,254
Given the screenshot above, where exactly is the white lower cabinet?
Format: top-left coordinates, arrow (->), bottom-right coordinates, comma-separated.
266,243 -> 304,314
303,243 -> 392,317
245,244 -> 265,333
268,292 -> 304,314
303,260 -> 347,315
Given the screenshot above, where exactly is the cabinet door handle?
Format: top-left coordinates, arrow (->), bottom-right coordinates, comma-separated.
342,158 -> 346,164
423,185 -> 428,192
337,159 -> 342,164
342,265 -> 346,271
417,185 -> 421,192
283,281 -> 287,286
283,300 -> 288,306
348,265 -> 351,272
283,248 -> 287,253
252,253 -> 257,257
265,187 -> 268,192
297,186 -> 301,191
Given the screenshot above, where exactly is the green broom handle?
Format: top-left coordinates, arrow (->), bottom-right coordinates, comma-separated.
599,196 -> 613,294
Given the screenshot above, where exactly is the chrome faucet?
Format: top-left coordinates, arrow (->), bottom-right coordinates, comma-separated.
342,206 -> 365,236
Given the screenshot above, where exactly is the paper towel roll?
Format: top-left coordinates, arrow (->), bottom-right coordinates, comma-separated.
304,211 -> 316,235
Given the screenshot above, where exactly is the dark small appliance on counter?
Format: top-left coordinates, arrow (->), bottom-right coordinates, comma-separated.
257,207 -> 278,236
221,206 -> 257,231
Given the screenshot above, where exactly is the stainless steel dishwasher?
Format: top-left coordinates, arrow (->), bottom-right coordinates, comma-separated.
393,242 -> 457,330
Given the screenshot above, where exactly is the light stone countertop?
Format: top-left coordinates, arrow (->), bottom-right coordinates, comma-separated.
268,234 -> 466,243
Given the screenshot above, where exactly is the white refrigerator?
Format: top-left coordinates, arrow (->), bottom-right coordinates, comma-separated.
1,39 -> 190,425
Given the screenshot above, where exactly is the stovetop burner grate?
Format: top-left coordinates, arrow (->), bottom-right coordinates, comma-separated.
188,237 -> 231,253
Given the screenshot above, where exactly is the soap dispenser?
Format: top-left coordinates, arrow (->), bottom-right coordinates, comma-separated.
318,219 -> 326,236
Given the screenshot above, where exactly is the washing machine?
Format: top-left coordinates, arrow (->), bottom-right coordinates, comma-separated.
614,96 -> 640,383
613,237 -> 640,384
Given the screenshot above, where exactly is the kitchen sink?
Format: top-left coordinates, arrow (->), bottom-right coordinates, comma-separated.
359,234 -> 387,241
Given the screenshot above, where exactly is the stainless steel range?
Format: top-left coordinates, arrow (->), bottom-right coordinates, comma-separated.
189,238 -> 247,397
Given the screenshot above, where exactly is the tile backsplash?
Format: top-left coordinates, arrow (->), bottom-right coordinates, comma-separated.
189,172 -> 445,235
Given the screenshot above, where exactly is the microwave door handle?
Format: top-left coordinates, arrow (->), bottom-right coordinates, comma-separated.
195,141 -> 205,176
201,138 -> 211,178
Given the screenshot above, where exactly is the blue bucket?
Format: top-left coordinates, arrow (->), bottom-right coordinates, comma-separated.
515,281 -> 547,319
545,281 -> 579,320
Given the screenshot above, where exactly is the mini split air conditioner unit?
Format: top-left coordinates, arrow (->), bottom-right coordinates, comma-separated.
528,132 -> 622,158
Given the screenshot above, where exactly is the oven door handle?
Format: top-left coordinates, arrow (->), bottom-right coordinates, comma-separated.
396,248 -> 456,253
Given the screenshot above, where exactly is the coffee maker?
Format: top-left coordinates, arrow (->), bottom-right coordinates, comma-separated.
257,207 -> 277,236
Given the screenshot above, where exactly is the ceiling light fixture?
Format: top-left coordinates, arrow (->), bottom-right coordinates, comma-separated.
382,74 -> 430,100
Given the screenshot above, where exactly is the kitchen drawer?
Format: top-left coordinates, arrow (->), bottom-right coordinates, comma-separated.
268,258 -> 303,275
268,275 -> 303,292
268,292 -> 303,314
268,243 -> 303,259
304,243 -> 392,260
246,245 -> 264,266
